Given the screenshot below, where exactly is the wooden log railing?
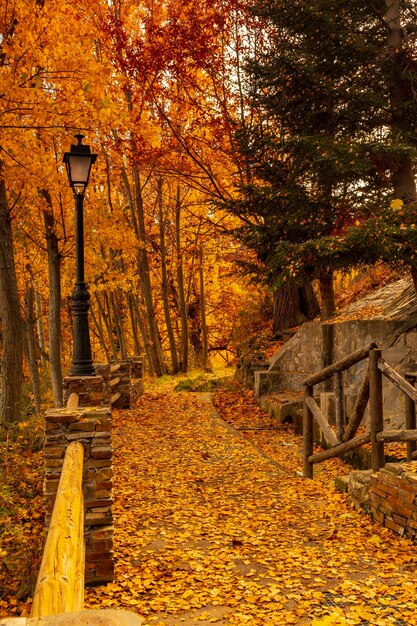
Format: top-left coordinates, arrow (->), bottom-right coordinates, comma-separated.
31,441 -> 85,617
303,344 -> 417,478
303,343 -> 376,478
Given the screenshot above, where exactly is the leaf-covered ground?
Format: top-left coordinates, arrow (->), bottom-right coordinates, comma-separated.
85,386 -> 417,626
0,424 -> 44,618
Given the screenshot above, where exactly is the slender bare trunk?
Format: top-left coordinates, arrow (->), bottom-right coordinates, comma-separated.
43,202 -> 63,407
25,284 -> 41,416
127,293 -> 142,356
35,291 -> 47,368
319,270 -> 336,320
0,159 -> 24,425
199,246 -> 208,368
158,178 -> 180,374
175,185 -> 189,372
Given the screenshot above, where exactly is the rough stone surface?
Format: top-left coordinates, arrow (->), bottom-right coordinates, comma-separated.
43,401 -> 114,584
0,609 -> 143,625
260,279 -> 417,427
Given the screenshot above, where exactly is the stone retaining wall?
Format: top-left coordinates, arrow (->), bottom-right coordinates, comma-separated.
369,462 -> 417,542
255,319 -> 417,428
44,405 -> 114,583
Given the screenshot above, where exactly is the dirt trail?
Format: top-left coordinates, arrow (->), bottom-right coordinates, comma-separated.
85,391 -> 417,626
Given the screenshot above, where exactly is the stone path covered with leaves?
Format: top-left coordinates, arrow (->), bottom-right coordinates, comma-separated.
85,391 -> 417,626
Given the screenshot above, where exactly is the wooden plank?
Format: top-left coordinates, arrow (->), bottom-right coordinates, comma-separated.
31,442 -> 85,617
306,396 -> 338,447
66,393 -> 79,409
405,374 -> 417,460
110,363 -> 121,374
302,343 -> 377,387
334,371 -> 344,442
308,433 -> 371,464
303,385 -> 314,478
111,391 -> 122,405
343,372 -> 369,442
378,359 -> 417,403
376,429 -> 417,443
109,376 -> 121,389
369,349 -> 385,471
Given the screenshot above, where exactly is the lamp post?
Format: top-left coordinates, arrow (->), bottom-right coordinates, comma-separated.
63,134 -> 97,376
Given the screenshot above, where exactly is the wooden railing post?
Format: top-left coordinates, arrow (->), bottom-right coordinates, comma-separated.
405,373 -> 417,461
334,371 -> 344,442
369,348 -> 385,471
303,384 -> 314,478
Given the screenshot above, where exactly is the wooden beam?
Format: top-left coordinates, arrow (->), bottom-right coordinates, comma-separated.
31,441 -> 85,617
376,429 -> 417,443
306,396 -> 338,447
308,433 -> 371,464
378,359 -> 417,403
111,391 -> 122,405
110,363 -> 121,374
405,374 -> 417,460
343,372 -> 369,442
303,385 -> 314,478
109,376 -> 121,389
334,371 -> 344,442
66,393 -> 79,409
369,349 -> 385,471
302,343 -> 377,387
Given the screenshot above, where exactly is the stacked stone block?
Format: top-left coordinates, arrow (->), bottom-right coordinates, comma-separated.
63,375 -> 108,407
369,462 -> 417,542
44,405 -> 114,584
129,357 -> 144,405
110,361 -> 131,409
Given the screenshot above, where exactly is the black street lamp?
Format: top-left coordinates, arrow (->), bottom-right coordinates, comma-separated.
63,134 -> 97,376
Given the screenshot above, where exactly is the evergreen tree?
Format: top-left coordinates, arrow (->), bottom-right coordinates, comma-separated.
224,0 -> 417,327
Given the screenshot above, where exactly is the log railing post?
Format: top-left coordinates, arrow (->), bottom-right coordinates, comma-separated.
334,371 -> 344,442
369,348 -> 385,471
303,384 -> 314,478
405,373 -> 417,461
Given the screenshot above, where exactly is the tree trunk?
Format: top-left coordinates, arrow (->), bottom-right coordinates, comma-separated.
158,178 -> 180,374
132,167 -> 166,376
0,159 -> 24,425
272,286 -> 307,334
110,291 -> 127,360
90,304 -> 111,362
300,282 -> 320,320
126,293 -> 142,357
199,246 -> 208,369
43,201 -> 63,407
96,292 -> 118,360
35,291 -> 47,368
25,284 -> 41,416
175,185 -> 189,372
319,270 -> 337,320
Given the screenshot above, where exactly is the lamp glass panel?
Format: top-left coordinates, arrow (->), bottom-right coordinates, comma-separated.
68,154 -> 92,185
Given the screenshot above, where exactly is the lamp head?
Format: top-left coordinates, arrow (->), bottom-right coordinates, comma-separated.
63,134 -> 97,195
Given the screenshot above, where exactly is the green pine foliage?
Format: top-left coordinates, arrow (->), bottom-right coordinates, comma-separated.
224,0 -> 417,288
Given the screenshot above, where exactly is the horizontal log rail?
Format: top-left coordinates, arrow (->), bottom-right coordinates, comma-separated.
31,441 -> 85,617
110,363 -> 121,375
302,343 -> 377,387
376,429 -> 417,443
308,433 -> 371,465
